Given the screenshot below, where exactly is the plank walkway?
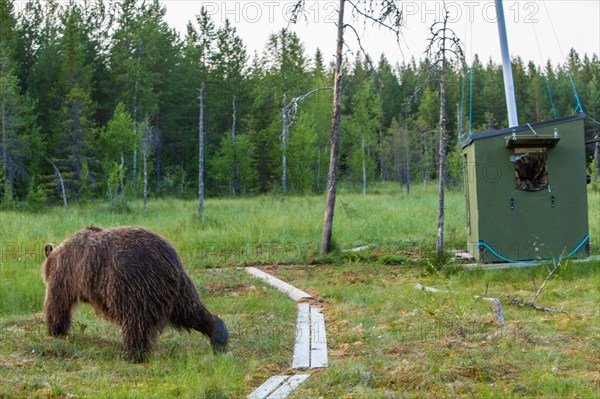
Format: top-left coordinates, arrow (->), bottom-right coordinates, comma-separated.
246,267 -> 312,301
247,375 -> 311,399
245,267 -> 328,399
292,303 -> 328,369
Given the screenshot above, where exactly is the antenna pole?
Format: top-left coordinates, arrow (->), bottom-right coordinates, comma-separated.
496,0 -> 519,127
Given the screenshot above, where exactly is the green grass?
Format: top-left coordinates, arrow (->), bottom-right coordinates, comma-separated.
0,267 -> 296,398
276,260 -> 600,398
0,184 -> 598,398
0,185 -> 475,269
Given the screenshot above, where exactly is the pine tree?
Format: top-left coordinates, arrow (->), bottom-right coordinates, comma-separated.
56,5 -> 95,198
208,19 -> 248,195
343,76 -> 382,193
99,103 -> 135,203
1,0 -> 40,204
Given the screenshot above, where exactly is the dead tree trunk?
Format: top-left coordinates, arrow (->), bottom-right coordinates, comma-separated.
288,0 -> 404,254
132,68 -> 139,191
142,125 -> 160,212
198,82 -> 205,219
361,137 -> 367,194
143,140 -> 148,210
426,5 -> 464,259
120,152 -> 125,198
321,0 -> 345,254
1,70 -> 9,202
594,139 -> 599,182
232,95 -> 241,196
281,93 -> 288,194
404,127 -> 411,194
436,55 -> 447,259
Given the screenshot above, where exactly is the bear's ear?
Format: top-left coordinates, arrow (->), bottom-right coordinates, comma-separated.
44,243 -> 55,258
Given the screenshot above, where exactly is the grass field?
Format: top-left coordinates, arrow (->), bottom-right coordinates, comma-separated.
0,185 -> 598,398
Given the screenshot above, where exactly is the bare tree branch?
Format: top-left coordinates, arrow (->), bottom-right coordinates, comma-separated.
500,294 -> 567,314
286,0 -> 307,25
532,258 -> 563,304
344,23 -> 376,71
282,87 -> 334,136
347,0 -> 403,37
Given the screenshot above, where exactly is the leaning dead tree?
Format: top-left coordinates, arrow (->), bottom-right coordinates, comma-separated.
281,87 -> 333,193
44,155 -> 68,214
425,3 -> 465,259
289,0 -> 404,254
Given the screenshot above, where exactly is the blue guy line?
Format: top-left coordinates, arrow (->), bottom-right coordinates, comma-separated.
476,236 -> 590,264
566,68 -> 584,114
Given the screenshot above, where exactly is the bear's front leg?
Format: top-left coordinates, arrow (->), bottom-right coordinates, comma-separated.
44,282 -> 75,337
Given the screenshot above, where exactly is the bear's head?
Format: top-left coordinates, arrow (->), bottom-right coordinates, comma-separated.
41,243 -> 56,284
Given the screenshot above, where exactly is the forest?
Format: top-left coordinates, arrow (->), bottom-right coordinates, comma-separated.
1,0 -> 599,208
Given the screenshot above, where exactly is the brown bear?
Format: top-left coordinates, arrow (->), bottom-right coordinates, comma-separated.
42,226 -> 228,362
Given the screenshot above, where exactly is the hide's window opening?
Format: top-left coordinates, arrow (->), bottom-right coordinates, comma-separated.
512,153 -> 548,191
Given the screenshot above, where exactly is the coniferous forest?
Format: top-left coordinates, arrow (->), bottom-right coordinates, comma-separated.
1,0 -> 599,208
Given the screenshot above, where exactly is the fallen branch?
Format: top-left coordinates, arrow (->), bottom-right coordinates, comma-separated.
415,283 -> 504,325
500,294 -> 567,314
500,255 -> 567,313
532,258 -> 562,304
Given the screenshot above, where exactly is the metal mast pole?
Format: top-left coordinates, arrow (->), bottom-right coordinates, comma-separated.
496,0 -> 519,127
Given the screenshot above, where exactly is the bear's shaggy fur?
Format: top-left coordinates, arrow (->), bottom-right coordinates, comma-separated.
42,226 -> 228,362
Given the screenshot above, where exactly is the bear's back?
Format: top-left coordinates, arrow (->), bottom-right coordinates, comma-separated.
62,227 -> 186,319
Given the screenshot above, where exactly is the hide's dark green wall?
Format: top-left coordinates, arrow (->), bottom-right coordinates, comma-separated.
462,115 -> 589,262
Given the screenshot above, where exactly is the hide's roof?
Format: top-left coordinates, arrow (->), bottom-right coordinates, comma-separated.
462,113 -> 587,148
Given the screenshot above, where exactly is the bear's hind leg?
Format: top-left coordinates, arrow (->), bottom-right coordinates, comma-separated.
121,321 -> 160,363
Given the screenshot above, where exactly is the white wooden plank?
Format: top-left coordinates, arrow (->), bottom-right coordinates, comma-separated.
246,267 -> 312,302
310,306 -> 328,368
292,303 -> 311,369
415,283 -> 450,294
342,245 -> 371,253
247,375 -> 289,399
267,374 -> 311,399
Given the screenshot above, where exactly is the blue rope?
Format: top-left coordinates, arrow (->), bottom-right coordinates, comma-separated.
544,75 -> 557,119
476,236 -> 590,264
566,67 -> 584,114
469,67 -> 473,134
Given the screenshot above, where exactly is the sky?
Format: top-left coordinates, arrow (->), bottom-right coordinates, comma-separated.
162,0 -> 600,67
